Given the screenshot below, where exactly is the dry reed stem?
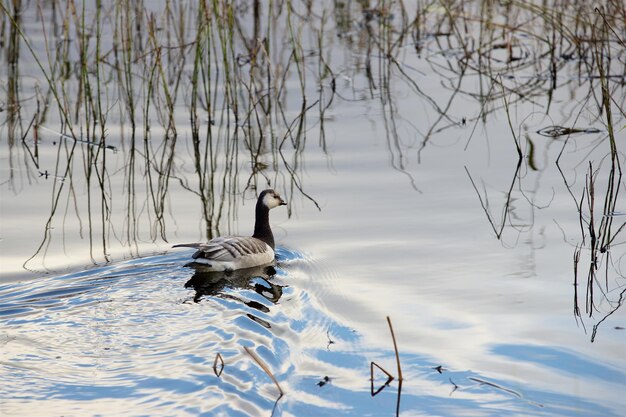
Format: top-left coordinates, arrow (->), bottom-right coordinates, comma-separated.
243,345 -> 284,398
213,352 -> 224,377
386,316 -> 402,382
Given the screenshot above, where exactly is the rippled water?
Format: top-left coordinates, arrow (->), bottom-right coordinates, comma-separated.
1,1 -> 625,416
1,247 -> 623,416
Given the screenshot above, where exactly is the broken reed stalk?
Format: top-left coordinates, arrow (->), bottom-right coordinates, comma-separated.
213,352 -> 225,377
243,345 -> 284,398
370,361 -> 394,396
573,244 -> 582,321
386,316 -> 403,382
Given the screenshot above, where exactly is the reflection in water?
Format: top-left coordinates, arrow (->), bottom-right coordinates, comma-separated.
184,263 -> 283,307
326,5 -> 624,338
1,2 -> 625,414
1,1 -> 622,337
0,249 -> 623,416
2,1 -> 333,276
5,0 -> 21,149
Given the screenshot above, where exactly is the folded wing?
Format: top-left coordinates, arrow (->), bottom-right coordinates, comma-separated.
174,236 -> 271,263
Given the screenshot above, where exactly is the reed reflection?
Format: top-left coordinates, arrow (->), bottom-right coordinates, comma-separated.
5,0 -> 21,149
329,1 -> 624,339
2,1 -> 329,274
1,0 -> 623,337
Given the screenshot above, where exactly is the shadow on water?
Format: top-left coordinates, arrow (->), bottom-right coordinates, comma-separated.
183,263 -> 282,309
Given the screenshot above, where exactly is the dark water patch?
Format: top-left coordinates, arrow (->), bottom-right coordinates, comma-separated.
0,306 -> 32,317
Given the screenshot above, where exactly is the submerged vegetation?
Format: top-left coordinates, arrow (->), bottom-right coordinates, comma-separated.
1,0 -> 624,338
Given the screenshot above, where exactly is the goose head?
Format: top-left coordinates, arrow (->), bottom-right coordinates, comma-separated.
259,189 -> 287,209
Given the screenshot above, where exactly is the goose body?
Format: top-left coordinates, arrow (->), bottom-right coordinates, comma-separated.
174,189 -> 286,271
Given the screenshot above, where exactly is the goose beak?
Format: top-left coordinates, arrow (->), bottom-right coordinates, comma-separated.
279,198 -> 287,206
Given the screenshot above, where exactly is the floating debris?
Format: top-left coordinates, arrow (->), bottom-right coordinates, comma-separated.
470,377 -> 522,398
536,125 -> 601,137
449,378 -> 459,395
38,170 -> 65,182
469,377 -> 544,408
39,126 -> 118,152
326,330 -> 335,350
433,365 -> 445,374
317,376 -> 330,387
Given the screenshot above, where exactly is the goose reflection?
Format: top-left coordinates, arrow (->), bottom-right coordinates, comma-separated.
183,263 -> 284,309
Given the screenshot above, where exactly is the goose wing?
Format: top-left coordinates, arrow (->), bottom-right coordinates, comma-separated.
174,236 -> 270,262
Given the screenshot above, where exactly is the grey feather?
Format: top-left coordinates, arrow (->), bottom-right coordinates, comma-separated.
174,189 -> 286,271
174,236 -> 270,262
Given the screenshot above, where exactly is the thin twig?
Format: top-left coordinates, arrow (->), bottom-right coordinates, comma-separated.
244,345 -> 284,398
213,352 -> 224,377
386,316 -> 402,382
370,361 -> 394,396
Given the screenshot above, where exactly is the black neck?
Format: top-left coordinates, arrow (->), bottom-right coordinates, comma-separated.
252,201 -> 275,249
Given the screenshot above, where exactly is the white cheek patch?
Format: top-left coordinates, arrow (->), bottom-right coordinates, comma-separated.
263,193 -> 279,209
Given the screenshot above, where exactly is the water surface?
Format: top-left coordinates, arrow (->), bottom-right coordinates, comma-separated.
1,1 -> 624,416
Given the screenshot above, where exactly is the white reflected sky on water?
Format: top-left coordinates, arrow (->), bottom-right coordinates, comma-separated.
280,78 -> 625,413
